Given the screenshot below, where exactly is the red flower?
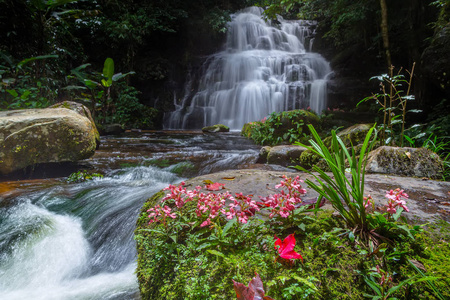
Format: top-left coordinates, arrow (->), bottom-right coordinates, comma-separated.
274,234 -> 303,262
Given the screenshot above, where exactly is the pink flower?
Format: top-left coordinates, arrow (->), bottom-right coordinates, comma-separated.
205,182 -> 225,191
384,188 -> 409,214
258,176 -> 306,219
147,204 -> 176,225
364,195 -> 374,210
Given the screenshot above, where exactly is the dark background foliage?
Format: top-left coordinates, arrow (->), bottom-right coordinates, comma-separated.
1,0 -> 448,131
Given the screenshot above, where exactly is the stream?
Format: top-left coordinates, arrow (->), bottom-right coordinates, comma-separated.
0,131 -> 261,300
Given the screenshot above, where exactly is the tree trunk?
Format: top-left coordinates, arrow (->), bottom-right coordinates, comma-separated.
379,0 -> 392,69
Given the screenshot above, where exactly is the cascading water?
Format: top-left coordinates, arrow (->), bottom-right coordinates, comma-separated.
165,7 -> 333,130
0,132 -> 261,300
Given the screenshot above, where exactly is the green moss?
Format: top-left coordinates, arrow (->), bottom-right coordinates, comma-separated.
202,124 -> 230,133
241,110 -> 321,146
136,200 -> 450,300
298,149 -> 321,169
144,159 -> 172,168
169,161 -> 195,176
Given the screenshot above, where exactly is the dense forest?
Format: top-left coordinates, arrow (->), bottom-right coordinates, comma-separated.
1,0 -> 449,135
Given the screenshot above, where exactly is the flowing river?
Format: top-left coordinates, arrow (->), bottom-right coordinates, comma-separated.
0,131 -> 262,300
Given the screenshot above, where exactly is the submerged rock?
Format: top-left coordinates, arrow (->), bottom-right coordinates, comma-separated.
0,106 -> 99,175
202,124 -> 230,133
366,146 -> 443,179
99,123 -> 125,135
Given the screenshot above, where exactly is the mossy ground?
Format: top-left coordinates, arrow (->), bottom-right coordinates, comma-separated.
135,193 -> 450,300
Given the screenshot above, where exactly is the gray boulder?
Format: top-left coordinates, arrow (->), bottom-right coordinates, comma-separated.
0,106 -> 99,175
260,145 -> 308,167
366,146 -> 443,179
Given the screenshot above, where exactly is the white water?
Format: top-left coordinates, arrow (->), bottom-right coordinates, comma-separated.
165,7 -> 332,130
0,167 -> 181,300
0,132 -> 261,299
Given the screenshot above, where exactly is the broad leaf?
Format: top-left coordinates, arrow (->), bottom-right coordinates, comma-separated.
233,273 -> 275,300
17,55 -> 58,68
102,58 -> 114,87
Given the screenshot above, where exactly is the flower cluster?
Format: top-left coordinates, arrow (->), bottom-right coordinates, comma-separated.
228,193 -> 260,224
148,181 -> 260,228
196,191 -> 234,227
384,188 -> 409,215
259,175 -> 307,218
147,175 -> 308,228
147,205 -> 176,226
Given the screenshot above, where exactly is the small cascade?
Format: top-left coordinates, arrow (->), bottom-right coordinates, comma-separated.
165,6 -> 332,130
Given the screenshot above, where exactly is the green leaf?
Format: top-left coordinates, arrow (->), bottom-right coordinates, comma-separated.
222,218 -> 236,237
364,278 -> 382,295
17,55 -> 58,68
6,89 -> 18,97
392,207 -> 403,221
298,223 -> 306,231
197,242 -> 212,250
102,58 -> 114,87
112,71 -> 135,81
83,79 -> 99,89
45,0 -> 79,9
348,231 -> 355,242
206,249 -> 225,258
169,235 -> 177,243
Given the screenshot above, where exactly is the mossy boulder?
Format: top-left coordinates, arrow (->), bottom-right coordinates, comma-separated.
202,124 -> 230,133
264,145 -> 308,166
241,122 -> 253,138
0,107 -> 99,175
241,110 -> 320,146
272,110 -> 320,142
366,146 -> 444,179
298,149 -> 321,169
324,123 -> 374,148
50,101 -> 100,145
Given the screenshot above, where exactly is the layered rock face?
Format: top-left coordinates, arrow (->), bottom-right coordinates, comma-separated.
0,105 -> 99,175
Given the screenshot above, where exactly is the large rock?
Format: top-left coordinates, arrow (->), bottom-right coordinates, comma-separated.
50,101 -> 100,144
0,107 -> 99,175
366,146 -> 443,179
260,145 -> 308,167
324,123 -> 374,147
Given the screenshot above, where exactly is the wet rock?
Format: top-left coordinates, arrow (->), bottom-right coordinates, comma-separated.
366,146 -> 443,179
257,146 -> 271,163
100,123 -> 125,135
265,145 -> 308,167
0,107 -> 99,175
202,124 -> 230,133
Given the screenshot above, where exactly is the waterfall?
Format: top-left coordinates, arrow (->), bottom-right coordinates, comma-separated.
164,6 -> 333,130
